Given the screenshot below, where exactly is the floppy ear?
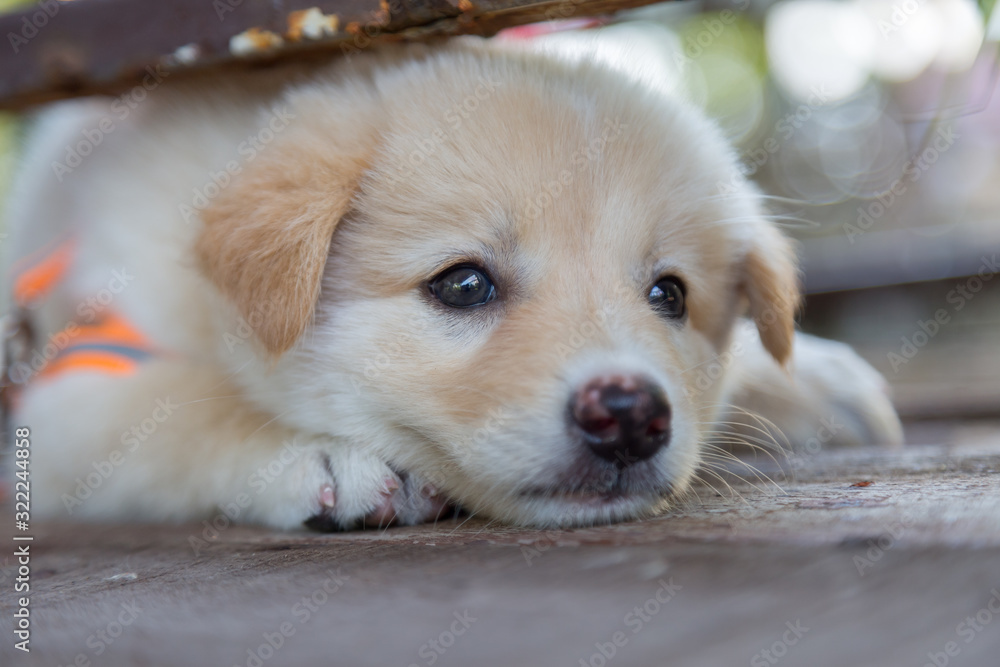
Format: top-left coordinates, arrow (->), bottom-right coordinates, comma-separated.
195,97 -> 378,356
742,224 -> 801,366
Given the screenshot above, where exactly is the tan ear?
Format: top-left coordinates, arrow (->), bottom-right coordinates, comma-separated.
195,101 -> 376,356
742,225 -> 801,366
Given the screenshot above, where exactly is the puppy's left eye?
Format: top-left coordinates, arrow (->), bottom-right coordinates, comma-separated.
649,276 -> 686,319
430,265 -> 497,308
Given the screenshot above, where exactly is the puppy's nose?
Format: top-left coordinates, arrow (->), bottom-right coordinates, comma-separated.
570,375 -> 671,465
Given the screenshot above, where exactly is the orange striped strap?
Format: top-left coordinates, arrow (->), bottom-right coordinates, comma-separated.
36,312 -> 157,381
9,236 -> 76,307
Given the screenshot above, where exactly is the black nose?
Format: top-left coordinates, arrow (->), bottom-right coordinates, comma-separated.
570,375 -> 671,465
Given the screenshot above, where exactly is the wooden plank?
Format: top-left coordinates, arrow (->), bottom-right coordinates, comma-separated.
2,433 -> 998,666
0,0 -> 669,110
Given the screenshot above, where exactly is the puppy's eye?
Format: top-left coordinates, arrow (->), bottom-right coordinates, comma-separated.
430,265 -> 497,308
649,276 -> 685,319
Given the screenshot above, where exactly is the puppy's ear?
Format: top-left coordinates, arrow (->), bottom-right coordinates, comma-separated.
742,224 -> 801,366
196,96 -> 379,355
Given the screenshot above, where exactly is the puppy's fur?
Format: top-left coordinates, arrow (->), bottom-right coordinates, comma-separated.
4,40 -> 902,529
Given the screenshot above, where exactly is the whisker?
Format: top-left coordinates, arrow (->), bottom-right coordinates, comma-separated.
448,508 -> 481,534
702,436 -> 787,472
698,403 -> 792,452
241,407 -> 295,445
699,459 -> 777,498
702,427 -> 786,454
699,447 -> 785,493
473,517 -> 501,536
694,466 -> 743,502
698,424 -> 787,458
175,395 -> 243,407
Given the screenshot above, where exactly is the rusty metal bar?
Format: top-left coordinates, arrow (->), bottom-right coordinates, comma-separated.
0,0 -> 672,110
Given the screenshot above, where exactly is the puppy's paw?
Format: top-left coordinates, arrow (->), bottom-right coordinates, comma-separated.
250,441 -> 450,531
722,331 -> 904,453
356,470 -> 453,529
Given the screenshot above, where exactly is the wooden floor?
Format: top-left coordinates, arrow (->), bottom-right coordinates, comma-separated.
2,422 -> 999,667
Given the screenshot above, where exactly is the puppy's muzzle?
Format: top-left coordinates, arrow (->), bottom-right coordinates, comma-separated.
570,375 -> 671,466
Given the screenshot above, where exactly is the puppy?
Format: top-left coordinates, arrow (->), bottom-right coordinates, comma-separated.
2,39 -> 902,530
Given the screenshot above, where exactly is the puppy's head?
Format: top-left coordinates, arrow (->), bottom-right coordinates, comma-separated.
197,45 -> 800,527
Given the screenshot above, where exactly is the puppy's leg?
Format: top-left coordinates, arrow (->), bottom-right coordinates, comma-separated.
715,322 -> 903,452
21,361 -> 447,530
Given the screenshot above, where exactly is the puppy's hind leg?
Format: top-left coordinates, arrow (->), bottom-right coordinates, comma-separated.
714,322 -> 904,454
21,360 -> 448,530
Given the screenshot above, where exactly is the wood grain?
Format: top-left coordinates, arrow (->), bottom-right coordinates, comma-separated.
0,0 -> 671,110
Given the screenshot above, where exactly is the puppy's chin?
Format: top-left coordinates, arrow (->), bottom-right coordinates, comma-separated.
401,434 -> 694,528
477,487 -> 673,529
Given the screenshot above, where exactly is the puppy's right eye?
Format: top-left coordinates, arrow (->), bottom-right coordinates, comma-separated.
429,265 -> 497,308
649,276 -> 686,319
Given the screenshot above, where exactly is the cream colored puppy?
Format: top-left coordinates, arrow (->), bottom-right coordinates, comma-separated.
3,41 -> 902,530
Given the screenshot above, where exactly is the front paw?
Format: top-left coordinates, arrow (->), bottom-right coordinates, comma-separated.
243,439 -> 451,530
356,470 -> 453,530
283,444 -> 451,531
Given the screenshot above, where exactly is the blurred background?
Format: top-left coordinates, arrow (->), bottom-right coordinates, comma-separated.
1,0 -> 998,433
502,0 -> 1000,433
